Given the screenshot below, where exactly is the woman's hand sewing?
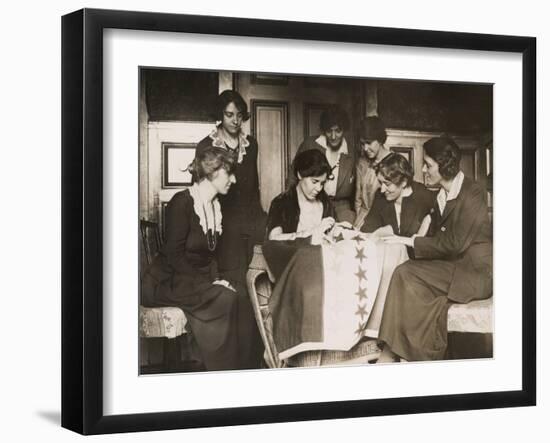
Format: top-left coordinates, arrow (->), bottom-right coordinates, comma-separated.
319,216 -> 336,232
310,217 -> 336,245
335,221 -> 353,230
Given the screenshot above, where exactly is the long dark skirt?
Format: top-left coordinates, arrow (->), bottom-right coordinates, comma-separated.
216,213 -> 266,369
142,271 -> 241,371
378,259 -> 455,361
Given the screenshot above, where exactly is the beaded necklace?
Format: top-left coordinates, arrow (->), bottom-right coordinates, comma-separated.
201,201 -> 218,252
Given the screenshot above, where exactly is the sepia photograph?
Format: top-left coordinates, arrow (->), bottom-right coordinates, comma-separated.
60,5 -> 538,435
138,68 -> 493,375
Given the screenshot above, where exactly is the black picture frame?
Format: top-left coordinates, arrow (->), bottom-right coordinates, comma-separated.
62,8 -> 536,435
390,146 -> 415,175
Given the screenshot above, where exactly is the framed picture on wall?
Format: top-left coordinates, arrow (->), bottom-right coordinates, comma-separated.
62,8 -> 536,435
391,146 -> 415,174
162,142 -> 196,188
303,102 -> 335,139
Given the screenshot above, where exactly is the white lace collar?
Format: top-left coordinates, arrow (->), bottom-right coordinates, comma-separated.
188,183 -> 223,235
208,125 -> 250,164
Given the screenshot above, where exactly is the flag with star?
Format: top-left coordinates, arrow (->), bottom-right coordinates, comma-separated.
267,237 -> 383,360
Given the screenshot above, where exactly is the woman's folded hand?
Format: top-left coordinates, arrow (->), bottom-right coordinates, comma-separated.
382,235 -> 415,247
416,214 -> 432,237
213,279 -> 236,292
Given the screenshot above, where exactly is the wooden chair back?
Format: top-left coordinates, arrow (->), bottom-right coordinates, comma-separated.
140,219 -> 162,265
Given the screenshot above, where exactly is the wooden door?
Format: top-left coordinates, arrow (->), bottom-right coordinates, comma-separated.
236,73 -> 360,212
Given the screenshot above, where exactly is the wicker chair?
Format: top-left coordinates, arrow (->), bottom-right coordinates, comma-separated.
246,245 -> 382,368
246,246 -> 281,368
246,245 -> 493,367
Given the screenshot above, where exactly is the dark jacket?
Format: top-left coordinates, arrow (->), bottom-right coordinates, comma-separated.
362,181 -> 435,237
413,177 -> 493,304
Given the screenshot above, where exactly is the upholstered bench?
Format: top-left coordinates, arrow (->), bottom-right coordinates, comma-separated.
246,245 -> 493,368
139,306 -> 190,371
139,306 -> 188,339
448,298 -> 493,334
446,298 -> 493,359
139,220 -> 195,371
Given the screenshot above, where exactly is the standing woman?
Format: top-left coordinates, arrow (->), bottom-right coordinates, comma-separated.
377,136 -> 492,362
141,147 -> 242,371
354,117 -> 393,230
195,90 -> 265,368
289,105 -> 356,224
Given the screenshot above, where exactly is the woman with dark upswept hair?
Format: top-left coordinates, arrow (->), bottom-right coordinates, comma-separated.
267,148 -> 336,244
141,147 -> 247,371
377,136 -> 492,362
195,90 -> 265,368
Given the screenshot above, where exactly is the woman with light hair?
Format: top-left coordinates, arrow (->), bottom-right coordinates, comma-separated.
362,153 -> 434,250
141,146 -> 250,371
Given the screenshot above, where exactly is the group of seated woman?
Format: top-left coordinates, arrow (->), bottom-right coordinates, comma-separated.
265,134 -> 492,364
141,88 -> 492,370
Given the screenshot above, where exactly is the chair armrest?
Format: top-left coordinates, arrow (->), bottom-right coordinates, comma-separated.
246,267 -> 282,369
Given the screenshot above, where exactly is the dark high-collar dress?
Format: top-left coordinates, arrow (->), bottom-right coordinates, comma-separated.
141,189 -> 243,370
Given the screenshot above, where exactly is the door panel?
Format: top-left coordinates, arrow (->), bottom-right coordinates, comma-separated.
251,101 -> 289,212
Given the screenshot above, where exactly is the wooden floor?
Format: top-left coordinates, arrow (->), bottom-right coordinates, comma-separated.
446,332 -> 493,360
139,333 -> 207,375
139,332 -> 493,375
